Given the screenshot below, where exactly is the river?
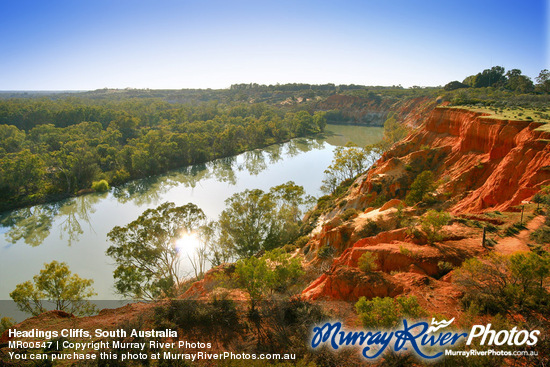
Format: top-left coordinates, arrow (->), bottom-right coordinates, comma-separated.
0,124 -> 382,320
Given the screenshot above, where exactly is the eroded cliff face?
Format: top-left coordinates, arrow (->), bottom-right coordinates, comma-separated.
348,106 -> 550,214
316,94 -> 435,126
301,106 -> 550,302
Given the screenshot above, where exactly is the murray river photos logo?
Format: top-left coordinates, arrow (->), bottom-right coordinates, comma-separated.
310,318 -> 540,360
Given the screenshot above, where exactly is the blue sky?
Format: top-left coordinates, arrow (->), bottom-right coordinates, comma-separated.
0,0 -> 548,90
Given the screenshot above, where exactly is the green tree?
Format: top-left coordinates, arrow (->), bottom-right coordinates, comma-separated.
443,81 -> 469,91
108,113 -> 140,143
0,149 -> 46,198
464,66 -> 507,88
535,69 -> 550,93
378,113 -> 410,151
420,210 -> 451,244
405,170 -> 436,206
1,316 -> 15,334
269,181 -> 314,243
218,182 -> 312,259
509,252 -> 550,306
52,142 -> 100,194
235,249 -> 303,310
505,69 -> 534,93
9,261 -> 97,316
0,124 -> 26,153
313,111 -> 327,132
293,110 -> 319,135
106,202 -> 206,299
355,295 -> 425,329
532,192 -> 545,211
321,143 -> 378,193
218,189 -> 276,259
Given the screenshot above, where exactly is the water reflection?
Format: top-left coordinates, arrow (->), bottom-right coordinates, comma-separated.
0,205 -> 59,247
0,127 -> 375,248
239,150 -> 268,176
265,144 -> 283,164
56,193 -> 106,246
111,176 -> 164,206
0,192 -> 108,247
209,157 -> 237,185
111,139 -> 327,207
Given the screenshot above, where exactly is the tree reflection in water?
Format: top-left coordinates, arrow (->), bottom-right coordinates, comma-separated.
0,205 -> 59,247
0,192 -> 107,247
57,193 -> 106,246
0,138 -> 327,248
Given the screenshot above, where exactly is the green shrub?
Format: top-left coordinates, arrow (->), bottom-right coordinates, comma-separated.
316,195 -> 334,210
372,193 -> 388,208
153,297 -> 240,334
420,210 -> 451,244
355,295 -> 425,329
358,252 -> 377,273
395,295 -> 425,318
111,169 -> 130,185
341,208 -> 358,221
0,316 -> 15,335
91,179 -> 109,192
455,252 -> 550,315
281,243 -> 298,252
300,223 -> 314,236
485,223 -> 498,232
399,245 -> 413,257
394,203 -> 406,228
317,245 -> 335,259
405,170 -> 435,206
530,225 -> 550,244
357,219 -> 381,238
294,235 -> 310,248
504,221 -> 526,236
340,228 -> 351,244
356,296 -> 398,328
235,249 -> 304,309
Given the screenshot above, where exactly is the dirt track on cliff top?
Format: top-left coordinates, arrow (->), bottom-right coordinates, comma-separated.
494,215 -> 545,255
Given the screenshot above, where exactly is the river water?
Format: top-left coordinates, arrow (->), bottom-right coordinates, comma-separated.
0,124 -> 382,319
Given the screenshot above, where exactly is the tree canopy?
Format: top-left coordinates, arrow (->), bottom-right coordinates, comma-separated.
9,261 -> 96,316
106,202 -> 206,299
405,170 -> 436,206
217,182 -> 313,259
321,143 -> 380,194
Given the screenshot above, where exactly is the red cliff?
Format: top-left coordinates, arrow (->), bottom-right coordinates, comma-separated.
352,106 -> 550,214
301,106 -> 550,302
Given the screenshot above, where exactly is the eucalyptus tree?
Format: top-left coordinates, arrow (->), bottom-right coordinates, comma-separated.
106,202 -> 206,299
10,261 -> 96,316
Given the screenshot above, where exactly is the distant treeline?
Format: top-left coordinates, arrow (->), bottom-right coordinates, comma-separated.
0,98 -> 326,211
445,67 -> 550,94
229,83 -> 369,91
0,84 -> 439,106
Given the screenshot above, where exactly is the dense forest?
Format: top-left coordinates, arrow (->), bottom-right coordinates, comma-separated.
0,97 -> 327,211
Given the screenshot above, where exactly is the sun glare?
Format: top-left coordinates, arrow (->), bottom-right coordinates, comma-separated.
174,232 -> 201,253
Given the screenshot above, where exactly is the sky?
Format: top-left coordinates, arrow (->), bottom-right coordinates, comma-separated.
0,0 -> 548,90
